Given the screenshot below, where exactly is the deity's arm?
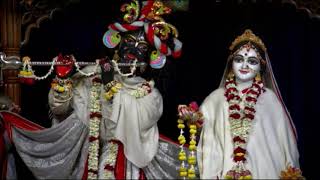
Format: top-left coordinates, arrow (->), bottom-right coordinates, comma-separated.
110,81 -> 163,168
48,88 -> 73,122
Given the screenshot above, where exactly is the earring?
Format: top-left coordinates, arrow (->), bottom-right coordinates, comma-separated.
113,50 -> 120,62
255,72 -> 261,82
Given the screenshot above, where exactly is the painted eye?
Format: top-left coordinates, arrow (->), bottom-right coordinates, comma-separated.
125,37 -> 135,45
247,57 -> 259,65
233,56 -> 244,63
137,43 -> 148,52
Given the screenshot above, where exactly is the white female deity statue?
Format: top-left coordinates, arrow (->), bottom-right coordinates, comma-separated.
196,29 -> 303,179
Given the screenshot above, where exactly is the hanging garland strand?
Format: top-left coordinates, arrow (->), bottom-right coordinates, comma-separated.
177,102 -> 203,179
18,56 -> 146,82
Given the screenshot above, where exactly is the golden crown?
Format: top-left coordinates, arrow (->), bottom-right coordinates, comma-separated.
229,29 -> 266,52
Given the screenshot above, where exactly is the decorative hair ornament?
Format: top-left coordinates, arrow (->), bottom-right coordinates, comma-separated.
149,50 -> 166,69
104,0 -> 183,68
102,30 -> 121,48
229,29 -> 267,53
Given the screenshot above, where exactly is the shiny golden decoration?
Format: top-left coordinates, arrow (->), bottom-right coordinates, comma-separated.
146,1 -> 172,22
229,29 -> 267,52
121,0 -> 140,23
152,21 -> 178,40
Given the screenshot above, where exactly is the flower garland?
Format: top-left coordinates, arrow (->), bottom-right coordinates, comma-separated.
129,81 -> 152,98
111,59 -> 137,77
177,102 -> 203,179
224,76 -> 264,179
88,77 -> 103,179
102,140 -> 119,179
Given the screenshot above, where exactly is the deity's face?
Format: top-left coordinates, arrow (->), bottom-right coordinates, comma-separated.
118,30 -> 150,64
232,46 -> 261,83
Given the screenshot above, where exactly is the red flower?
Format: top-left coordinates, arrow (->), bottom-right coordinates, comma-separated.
229,104 -> 240,111
245,113 -> 254,120
104,164 -> 115,171
233,136 -> 246,143
92,77 -> 102,83
244,107 -> 255,113
225,87 -> 237,96
234,155 -> 246,162
89,136 -> 98,142
88,169 -> 98,174
234,146 -> 246,154
247,89 -> 259,95
230,113 -> 241,119
90,112 -> 102,118
189,101 -> 199,111
246,96 -> 257,103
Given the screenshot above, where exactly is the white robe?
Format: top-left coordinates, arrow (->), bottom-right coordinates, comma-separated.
197,87 -> 300,179
12,65 -> 163,179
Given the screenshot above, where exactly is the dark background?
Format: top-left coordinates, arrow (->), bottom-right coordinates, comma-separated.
18,0 -> 320,179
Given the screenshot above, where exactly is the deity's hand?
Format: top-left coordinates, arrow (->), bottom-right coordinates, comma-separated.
55,54 -> 74,79
178,101 -> 204,128
100,57 -> 114,85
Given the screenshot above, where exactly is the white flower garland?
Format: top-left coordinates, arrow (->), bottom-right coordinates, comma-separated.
112,59 -> 137,77
88,78 -> 103,179
102,141 -> 119,179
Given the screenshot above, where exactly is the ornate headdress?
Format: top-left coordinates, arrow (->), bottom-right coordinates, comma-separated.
102,0 -> 182,69
229,29 -> 267,53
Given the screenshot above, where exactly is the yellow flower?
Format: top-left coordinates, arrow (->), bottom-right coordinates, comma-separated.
25,71 -> 33,76
110,86 -> 119,93
188,158 -> 196,165
178,155 -> 186,161
179,171 -> 187,177
190,139 -> 196,145
177,119 -> 184,124
188,174 -> 196,178
178,123 -> 185,129
178,135 -> 185,141
188,168 -> 195,174
189,124 -> 197,129
189,128 -> 197,134
189,144 -> 196,151
188,156 -> 196,161
58,86 -> 65,93
115,83 -> 122,89
179,151 -> 186,156
179,167 -> 187,172
236,153 -> 245,156
179,139 -> 186,144
105,91 -> 114,100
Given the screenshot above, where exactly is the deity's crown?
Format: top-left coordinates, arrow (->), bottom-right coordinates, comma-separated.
229,29 -> 266,53
104,0 -> 182,59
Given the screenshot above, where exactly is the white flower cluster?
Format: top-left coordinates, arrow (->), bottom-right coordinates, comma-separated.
102,141 -> 119,179
129,81 -> 152,98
